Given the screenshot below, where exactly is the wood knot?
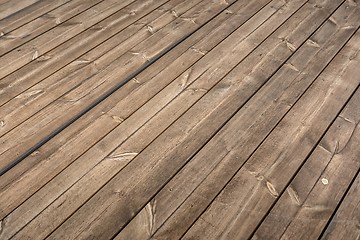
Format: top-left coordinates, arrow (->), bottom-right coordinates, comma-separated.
266,181 -> 279,197
171,9 -> 178,17
111,115 -> 124,123
106,152 -> 138,161
146,25 -> 154,34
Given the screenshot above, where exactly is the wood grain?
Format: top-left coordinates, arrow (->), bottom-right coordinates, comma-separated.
0,0 -> 171,169
0,0 -> 71,34
124,2 -> 360,239
0,0 -> 358,239
0,0 -> 241,193
183,17 -> 360,240
0,0 -> 141,80
0,0 -> 41,21
253,86 -> 360,239
45,0 -> 344,239
1,1 -> 276,239
0,0 -> 106,56
1,0 -> 240,228
321,172 -> 360,240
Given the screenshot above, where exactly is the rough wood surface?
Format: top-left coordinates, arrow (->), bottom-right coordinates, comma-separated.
46,0 -> 346,239
183,19 -> 360,240
253,87 -> 360,239
120,2 -> 360,239
1,1 -> 275,239
0,0 -> 71,34
0,0 -> 41,21
0,0 -> 105,56
321,171 -> 360,240
0,0 -> 359,239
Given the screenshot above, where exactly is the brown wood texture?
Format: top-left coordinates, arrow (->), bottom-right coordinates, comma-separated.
0,0 -> 72,34
183,23 -> 360,240
0,0 -> 234,171
253,87 -> 360,239
0,0 -> 359,239
321,172 -> 360,240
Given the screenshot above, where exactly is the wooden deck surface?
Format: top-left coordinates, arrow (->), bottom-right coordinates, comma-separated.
0,0 -> 359,239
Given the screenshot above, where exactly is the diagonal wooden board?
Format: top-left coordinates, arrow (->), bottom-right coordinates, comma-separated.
253,86 -> 360,239
0,0 -> 202,167
42,0 -> 349,239
321,171 -> 360,240
117,3 -> 360,240
0,1 -> 275,238
183,22 -> 360,240
0,0 -> 217,170
0,0 -> 72,34
0,0 -> 109,57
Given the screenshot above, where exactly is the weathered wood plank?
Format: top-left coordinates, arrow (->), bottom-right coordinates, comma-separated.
0,0 -> 106,56
0,0 -> 41,21
0,0 -> 175,169
253,86 -> 360,239
321,172 -> 360,240
0,0 -> 245,191
0,0 -> 240,223
1,1 -> 276,239
117,3 -> 360,240
0,0 -> 140,99
183,17 -> 360,240
0,0 -> 139,80
118,4 -> 360,240
0,0 -> 71,34
45,0 -> 345,239
0,0 -> 195,142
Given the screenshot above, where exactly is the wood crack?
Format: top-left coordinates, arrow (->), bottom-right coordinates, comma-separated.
106,152 -> 138,161
287,186 -> 301,205
145,199 -> 157,235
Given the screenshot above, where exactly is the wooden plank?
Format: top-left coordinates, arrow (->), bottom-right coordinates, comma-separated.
0,0 -> 72,34
0,1 -> 276,239
0,0 -> 201,138
0,0 -> 229,191
0,0 -> 107,56
0,0 -> 298,236
0,0 -> 190,140
0,0 -> 176,169
0,0 -> 234,169
182,20 -> 360,240
0,0 -> 245,191
119,3 -> 360,239
321,172 -> 360,240
0,0 -> 40,21
43,0 -> 346,239
0,0 -> 240,222
0,0 -> 137,80
252,86 -> 360,239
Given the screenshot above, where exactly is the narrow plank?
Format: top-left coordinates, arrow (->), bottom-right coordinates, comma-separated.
0,0 -> 188,139
120,3 -> 360,239
0,0 -> 176,169
0,0 -> 229,190
183,21 -> 360,240
321,172 -> 360,240
1,1 -> 277,239
0,0 -> 201,138
0,0 -> 107,56
0,0 -> 137,80
0,0 -> 40,21
0,0 -> 240,222
45,0 -> 346,239
0,0 -> 71,34
252,86 -> 360,239
0,0 -> 233,170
